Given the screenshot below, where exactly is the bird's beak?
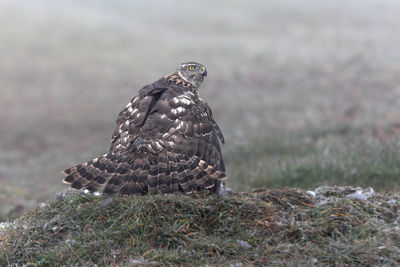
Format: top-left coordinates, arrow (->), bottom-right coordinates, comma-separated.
202,69 -> 207,77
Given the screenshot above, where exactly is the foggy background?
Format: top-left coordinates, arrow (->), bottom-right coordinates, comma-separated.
1,0 -> 400,220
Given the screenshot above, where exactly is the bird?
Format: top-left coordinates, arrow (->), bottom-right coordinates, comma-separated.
62,62 -> 226,195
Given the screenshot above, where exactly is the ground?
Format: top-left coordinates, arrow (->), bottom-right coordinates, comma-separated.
1,186 -> 399,266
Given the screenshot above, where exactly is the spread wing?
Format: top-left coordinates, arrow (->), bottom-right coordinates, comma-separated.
64,76 -> 226,195
153,88 -> 225,173
110,77 -> 226,192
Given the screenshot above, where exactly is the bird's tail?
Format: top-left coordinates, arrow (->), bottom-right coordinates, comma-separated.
62,151 -> 226,195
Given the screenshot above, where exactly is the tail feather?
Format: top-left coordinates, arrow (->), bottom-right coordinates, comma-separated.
63,153 -> 130,193
167,151 -> 180,192
62,151 -> 227,195
147,155 -> 159,193
147,151 -> 173,194
109,157 -> 148,195
156,152 -> 168,193
177,154 -> 199,193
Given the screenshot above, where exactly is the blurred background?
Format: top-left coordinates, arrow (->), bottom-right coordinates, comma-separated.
1,0 -> 400,220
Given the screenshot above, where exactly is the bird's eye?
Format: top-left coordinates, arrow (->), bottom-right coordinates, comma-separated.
189,66 -> 195,71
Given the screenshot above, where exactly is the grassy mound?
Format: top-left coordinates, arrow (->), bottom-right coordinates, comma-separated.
1,187 -> 400,266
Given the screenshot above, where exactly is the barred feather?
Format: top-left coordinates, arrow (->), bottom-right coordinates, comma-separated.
62,63 -> 226,195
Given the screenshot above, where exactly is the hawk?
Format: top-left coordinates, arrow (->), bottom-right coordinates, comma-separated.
63,62 -> 226,195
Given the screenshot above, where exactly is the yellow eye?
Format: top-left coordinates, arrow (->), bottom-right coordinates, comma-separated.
189,66 -> 195,71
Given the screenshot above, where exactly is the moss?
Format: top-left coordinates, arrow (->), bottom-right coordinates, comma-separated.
1,187 -> 399,266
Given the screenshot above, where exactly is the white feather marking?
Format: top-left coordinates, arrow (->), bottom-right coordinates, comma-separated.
168,141 -> 174,146
162,132 -> 169,138
171,109 -> 177,115
195,132 -> 211,137
182,98 -> 192,105
94,192 -> 102,196
184,91 -> 195,97
161,114 -> 166,119
177,107 -> 185,113
155,141 -> 162,150
126,102 -> 132,108
132,108 -> 138,114
178,70 -> 190,83
125,121 -> 129,126
178,121 -> 185,130
173,96 -> 193,106
131,97 -> 139,104
173,97 -> 180,104
127,106 -> 133,113
136,113 -> 140,118
123,137 -> 128,143
83,189 -> 89,194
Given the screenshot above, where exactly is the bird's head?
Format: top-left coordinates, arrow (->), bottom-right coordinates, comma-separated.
176,62 -> 207,88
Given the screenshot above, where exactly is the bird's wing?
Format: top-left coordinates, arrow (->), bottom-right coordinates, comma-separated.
64,76 -> 226,195
115,81 -> 227,193
142,87 -> 226,193
109,78 -> 169,153
164,92 -> 225,170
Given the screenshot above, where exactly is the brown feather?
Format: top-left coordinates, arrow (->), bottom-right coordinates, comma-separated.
63,67 -> 226,195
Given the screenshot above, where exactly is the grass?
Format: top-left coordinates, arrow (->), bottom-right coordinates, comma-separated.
1,187 -> 399,266
226,127 -> 400,192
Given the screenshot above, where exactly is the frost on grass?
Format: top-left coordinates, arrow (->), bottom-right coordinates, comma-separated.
0,222 -> 12,232
1,186 -> 400,266
307,185 -> 376,204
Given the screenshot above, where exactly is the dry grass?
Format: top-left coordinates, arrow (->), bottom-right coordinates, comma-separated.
1,187 -> 399,266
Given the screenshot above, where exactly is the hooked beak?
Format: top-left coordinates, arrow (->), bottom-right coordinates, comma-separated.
202,69 -> 207,77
